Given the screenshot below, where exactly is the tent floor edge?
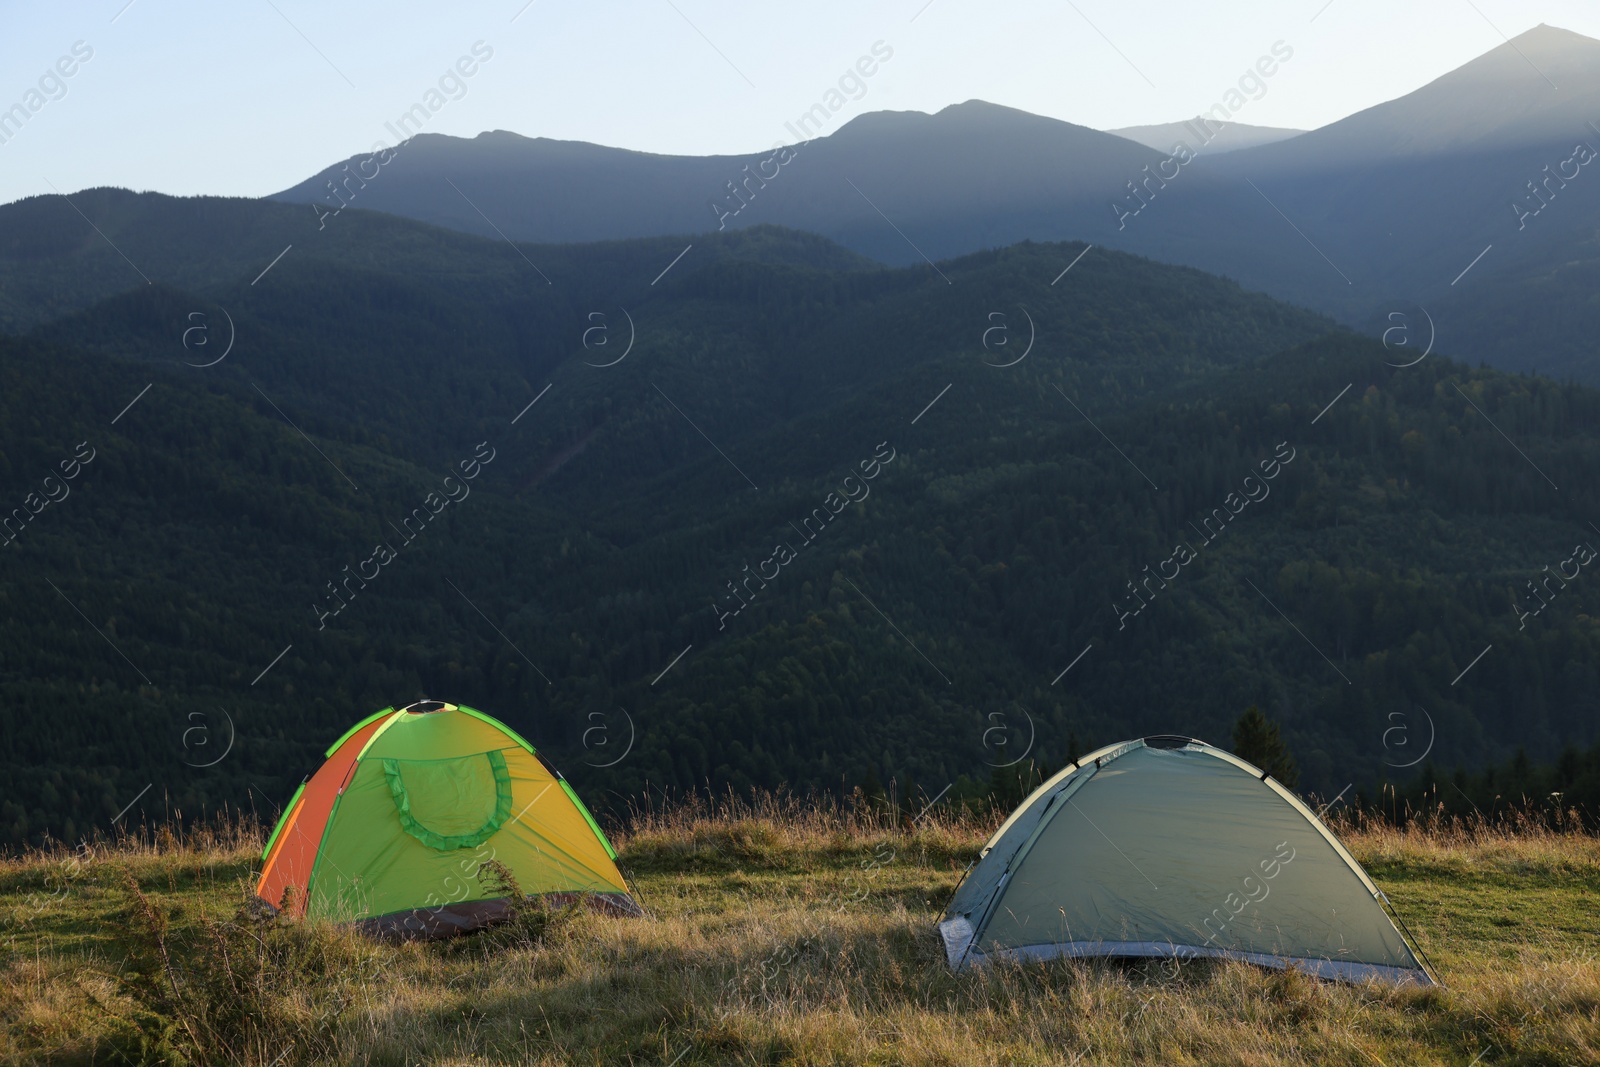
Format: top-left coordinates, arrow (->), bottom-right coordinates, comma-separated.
355,890 -> 644,942
961,939 -> 1435,987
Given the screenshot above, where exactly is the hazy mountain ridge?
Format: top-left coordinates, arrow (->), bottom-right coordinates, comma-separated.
1108,118 -> 1304,154
270,99 -> 1165,269
261,24 -> 1600,382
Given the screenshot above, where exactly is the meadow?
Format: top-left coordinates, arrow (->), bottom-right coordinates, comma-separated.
2,795 -> 1597,1066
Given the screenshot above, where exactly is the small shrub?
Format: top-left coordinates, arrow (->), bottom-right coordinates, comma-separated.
468,859 -> 572,952
91,865 -> 374,1066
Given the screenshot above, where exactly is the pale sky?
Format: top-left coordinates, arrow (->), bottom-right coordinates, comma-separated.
3,0 -> 1598,206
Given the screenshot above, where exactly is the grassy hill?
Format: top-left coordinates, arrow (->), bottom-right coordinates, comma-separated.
2,803 -> 1597,1065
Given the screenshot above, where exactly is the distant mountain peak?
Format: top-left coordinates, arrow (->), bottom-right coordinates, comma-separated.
936,99 -> 1035,116
827,98 -> 1112,146
1445,21 -> 1600,86
1108,117 -> 1304,155
1509,22 -> 1597,47
1216,22 -> 1600,168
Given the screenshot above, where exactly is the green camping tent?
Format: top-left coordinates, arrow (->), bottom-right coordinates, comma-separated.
258,700 -> 640,937
940,736 -> 1435,985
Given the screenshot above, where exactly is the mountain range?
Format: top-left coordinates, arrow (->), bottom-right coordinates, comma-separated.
266,23 -> 1600,382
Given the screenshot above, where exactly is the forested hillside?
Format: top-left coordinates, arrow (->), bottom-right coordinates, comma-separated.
1,215 -> 1596,847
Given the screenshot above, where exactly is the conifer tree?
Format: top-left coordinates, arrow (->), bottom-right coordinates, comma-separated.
859,765 -> 887,808
1232,705 -> 1300,787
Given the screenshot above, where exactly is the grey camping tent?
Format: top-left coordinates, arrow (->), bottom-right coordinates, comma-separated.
939,736 -> 1435,985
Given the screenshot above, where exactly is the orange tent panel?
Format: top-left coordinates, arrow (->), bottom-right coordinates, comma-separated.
257,712 -> 394,914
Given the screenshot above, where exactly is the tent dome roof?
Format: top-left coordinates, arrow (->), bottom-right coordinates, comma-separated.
941,737 -> 1433,985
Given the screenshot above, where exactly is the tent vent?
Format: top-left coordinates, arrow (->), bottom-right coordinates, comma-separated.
1142,734 -> 1198,749
403,700 -> 451,714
